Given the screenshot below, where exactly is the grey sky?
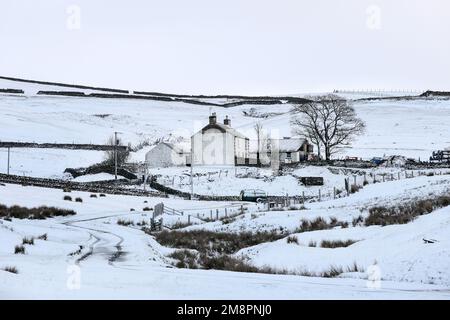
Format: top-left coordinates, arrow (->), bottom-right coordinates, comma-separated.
1,0 -> 449,94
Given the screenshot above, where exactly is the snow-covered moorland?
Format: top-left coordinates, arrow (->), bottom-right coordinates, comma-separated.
1,78 -> 450,299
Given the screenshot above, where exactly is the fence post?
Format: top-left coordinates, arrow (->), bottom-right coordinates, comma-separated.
333,187 -> 336,199
225,208 -> 228,217
318,189 -> 321,202
188,215 -> 191,224
302,191 -> 305,204
240,205 -> 244,214
210,210 -> 213,220
216,209 -> 219,220
398,172 -> 401,180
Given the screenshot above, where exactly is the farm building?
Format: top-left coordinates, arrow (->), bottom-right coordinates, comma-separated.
191,113 -> 249,166
270,137 -> 313,164
145,142 -> 191,168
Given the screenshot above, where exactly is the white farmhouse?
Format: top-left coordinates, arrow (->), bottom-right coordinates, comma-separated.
191,113 -> 249,166
145,142 -> 190,168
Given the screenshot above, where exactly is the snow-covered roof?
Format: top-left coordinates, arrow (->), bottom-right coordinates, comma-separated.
195,122 -> 248,139
275,138 -> 307,152
163,142 -> 191,154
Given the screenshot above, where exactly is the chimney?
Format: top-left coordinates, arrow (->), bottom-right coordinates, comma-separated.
209,112 -> 217,125
224,115 -> 231,126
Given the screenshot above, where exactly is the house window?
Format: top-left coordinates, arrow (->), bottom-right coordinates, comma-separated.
286,152 -> 292,159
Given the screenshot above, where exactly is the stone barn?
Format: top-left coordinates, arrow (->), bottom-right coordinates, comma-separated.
145,142 -> 190,168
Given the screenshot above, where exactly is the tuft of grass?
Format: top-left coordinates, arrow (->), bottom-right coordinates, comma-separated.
352,215 -> 364,227
130,208 -> 135,211
63,195 -> 72,201
286,236 -> 299,244
320,239 -> 357,248
168,250 -> 199,269
151,229 -> 285,255
0,204 -> 76,220
22,237 -> 34,245
14,245 -> 25,254
75,197 -> 83,203
308,240 -> 317,247
117,219 -> 134,226
99,194 -> 106,197
90,194 -> 97,198
364,195 -> 450,226
298,217 -> 348,233
37,233 -> 48,241
2,266 -> 18,274
172,221 -> 192,230
143,207 -> 152,211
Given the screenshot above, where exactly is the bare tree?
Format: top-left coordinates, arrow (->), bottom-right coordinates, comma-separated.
254,121 -> 269,165
104,135 -> 130,166
291,95 -> 365,161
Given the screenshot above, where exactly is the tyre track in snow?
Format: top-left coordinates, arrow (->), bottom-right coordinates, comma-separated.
62,214 -> 128,265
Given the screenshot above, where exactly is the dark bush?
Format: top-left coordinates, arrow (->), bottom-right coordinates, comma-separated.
99,194 -> 106,197
2,266 -> 18,274
0,204 -> 76,220
298,217 -> 348,233
320,239 -> 357,248
286,236 -> 299,244
75,197 -> 83,203
22,237 -> 34,245
168,250 -> 198,269
364,193 -> 450,226
14,245 -> 25,254
37,233 -> 48,241
143,207 -> 152,211
63,195 -> 72,201
90,194 -> 97,198
152,230 -> 285,255
117,219 -> 134,226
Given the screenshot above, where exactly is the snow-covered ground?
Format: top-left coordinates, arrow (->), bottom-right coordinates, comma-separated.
1,79 -> 450,299
1,173 -> 450,299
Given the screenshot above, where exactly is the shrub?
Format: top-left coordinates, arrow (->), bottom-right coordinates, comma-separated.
286,236 -> 299,244
2,266 -> 18,274
143,207 -> 152,211
75,197 -> 83,203
352,215 -> 364,227
0,204 -> 76,220
320,239 -> 357,248
63,195 -> 72,201
168,250 -> 198,269
363,180 -> 369,186
364,194 -> 450,226
350,185 -> 361,194
90,194 -> 97,198
14,245 -> 25,254
152,230 -> 285,255
308,240 -> 317,247
172,221 -> 192,229
99,194 -> 106,197
117,219 -> 134,226
130,208 -> 135,211
22,237 -> 34,245
37,233 -> 48,241
298,217 -> 348,233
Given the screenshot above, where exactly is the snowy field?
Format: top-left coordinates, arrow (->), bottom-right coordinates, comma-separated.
1,178 -> 450,299
1,78 -> 450,300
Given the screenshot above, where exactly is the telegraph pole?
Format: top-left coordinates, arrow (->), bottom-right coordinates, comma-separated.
190,144 -> 194,198
7,147 -> 10,175
114,131 -> 118,180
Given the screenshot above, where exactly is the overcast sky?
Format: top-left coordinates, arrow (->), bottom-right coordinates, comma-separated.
1,0 -> 449,95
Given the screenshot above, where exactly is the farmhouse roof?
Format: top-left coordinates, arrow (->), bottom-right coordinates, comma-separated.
276,138 -> 307,152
